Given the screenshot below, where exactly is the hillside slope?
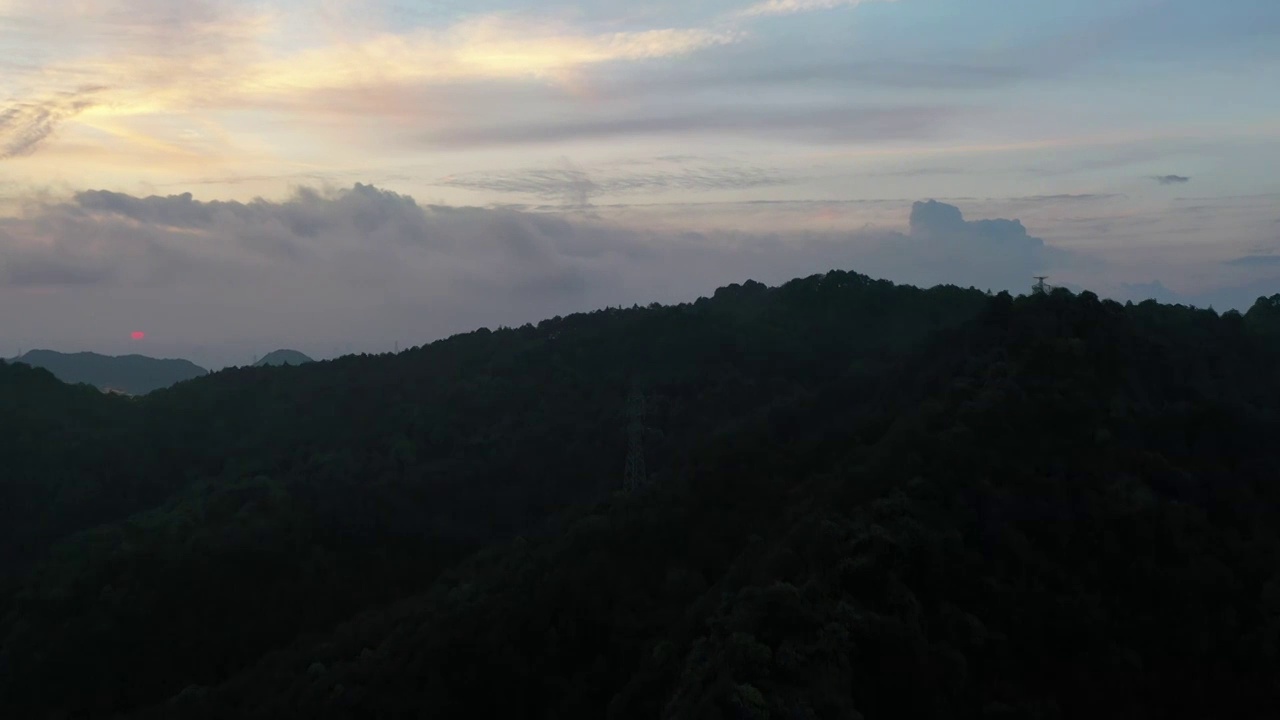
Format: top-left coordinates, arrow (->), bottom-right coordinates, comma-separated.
0,271 -> 989,717
131,288 -> 1280,720
3,277 -> 1280,719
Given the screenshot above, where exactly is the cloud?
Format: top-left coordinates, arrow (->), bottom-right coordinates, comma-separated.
851,199 -> 1096,292
424,103 -> 957,148
0,87 -> 102,159
1114,276 -> 1280,311
738,0 -> 896,19
1116,280 -> 1179,304
262,18 -> 742,92
871,166 -> 968,178
1154,174 -> 1191,185
439,161 -> 790,206
588,57 -> 1037,104
0,5 -> 742,165
443,162 -> 599,208
0,1 -> 277,170
949,193 -> 1121,205
1,184 -> 1116,368
0,246 -> 117,287
8,183 -> 1276,367
1224,254 -> 1280,267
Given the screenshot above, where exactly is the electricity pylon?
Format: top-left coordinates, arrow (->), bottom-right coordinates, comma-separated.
623,383 -> 648,493
1033,276 -> 1049,294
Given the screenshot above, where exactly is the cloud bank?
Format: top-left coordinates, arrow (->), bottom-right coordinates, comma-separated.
1224,254 -> 1280,267
858,199 -> 1096,291
1,184 -> 1118,367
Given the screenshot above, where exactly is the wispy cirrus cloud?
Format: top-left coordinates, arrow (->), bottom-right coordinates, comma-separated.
424,103 -> 957,148
3,5 -> 741,100
439,160 -> 790,206
0,86 -> 103,158
0,1 -> 274,165
737,0 -> 896,19
0,4 -> 743,167
255,17 -> 741,93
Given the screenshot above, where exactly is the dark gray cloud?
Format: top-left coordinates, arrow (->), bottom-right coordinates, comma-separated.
424,104 -> 958,148
440,162 -> 789,206
73,183 -> 428,240
1002,193 -> 1124,204
443,164 -> 598,207
1154,174 -> 1191,185
0,184 -> 1113,369
1224,254 -> 1280,267
1025,142 -> 1205,178
0,249 -> 116,287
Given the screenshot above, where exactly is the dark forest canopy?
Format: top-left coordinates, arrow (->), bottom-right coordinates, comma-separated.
2,272 -> 1280,719
9,348 -> 208,395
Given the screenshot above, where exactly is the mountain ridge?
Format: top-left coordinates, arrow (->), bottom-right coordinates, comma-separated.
11,349 -> 208,395
254,349 -> 314,367
3,272 -> 1280,719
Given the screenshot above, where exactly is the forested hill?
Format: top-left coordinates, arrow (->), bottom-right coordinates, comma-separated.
3,272 -> 1280,719
11,349 -> 208,395
254,349 -> 314,367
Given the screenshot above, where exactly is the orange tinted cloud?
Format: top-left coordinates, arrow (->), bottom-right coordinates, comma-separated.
0,4 -> 743,182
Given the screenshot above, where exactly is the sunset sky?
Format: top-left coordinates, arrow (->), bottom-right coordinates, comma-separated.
3,0 -> 1279,368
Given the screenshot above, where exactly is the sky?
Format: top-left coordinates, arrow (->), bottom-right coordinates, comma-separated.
2,0 -> 1279,368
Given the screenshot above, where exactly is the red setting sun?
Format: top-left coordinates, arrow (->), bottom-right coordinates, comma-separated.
130,331 -> 146,340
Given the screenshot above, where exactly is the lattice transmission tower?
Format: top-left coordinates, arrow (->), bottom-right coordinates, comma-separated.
1032,276 -> 1050,295
623,383 -> 648,493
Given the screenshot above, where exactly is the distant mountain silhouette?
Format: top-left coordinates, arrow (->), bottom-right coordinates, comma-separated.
254,349 -> 314,367
12,349 -> 207,395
